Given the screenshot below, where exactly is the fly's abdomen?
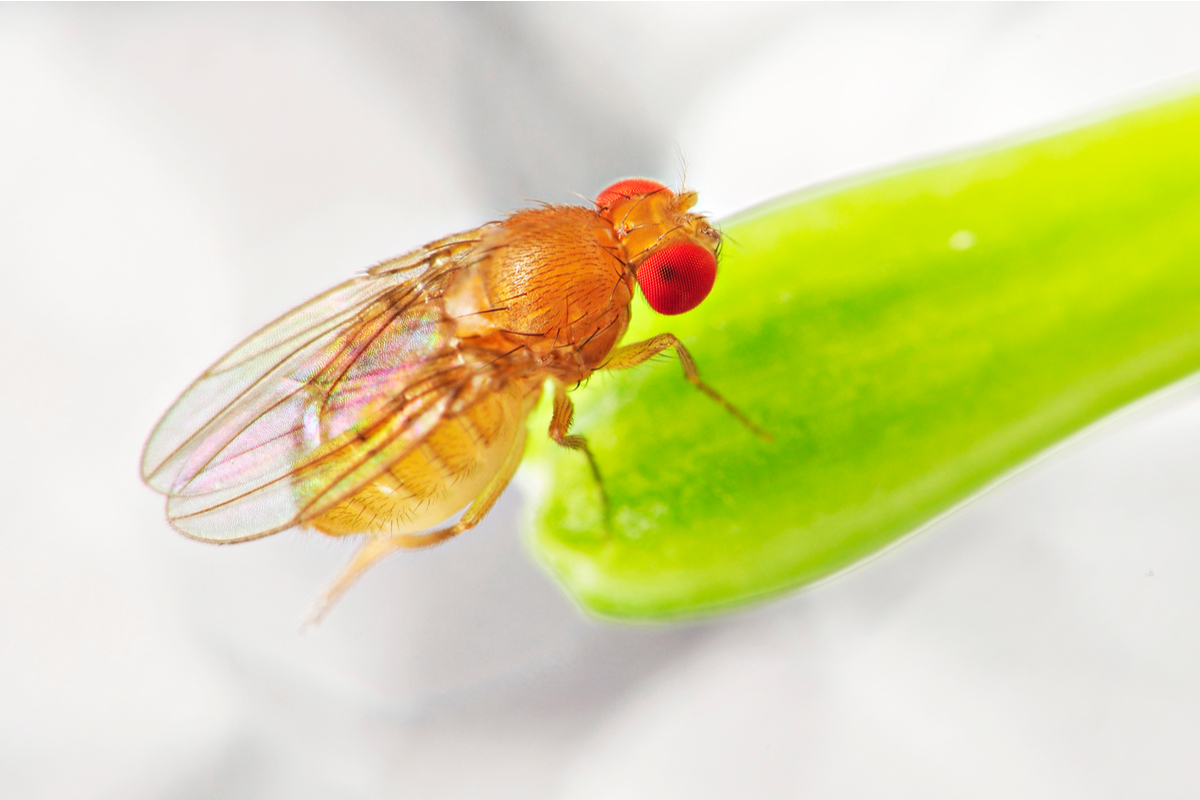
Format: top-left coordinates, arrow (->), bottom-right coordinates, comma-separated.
309,382 -> 528,537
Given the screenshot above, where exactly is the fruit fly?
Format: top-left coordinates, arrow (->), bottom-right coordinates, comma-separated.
142,179 -> 763,620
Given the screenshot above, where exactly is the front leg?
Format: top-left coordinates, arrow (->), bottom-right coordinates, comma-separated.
602,333 -> 770,439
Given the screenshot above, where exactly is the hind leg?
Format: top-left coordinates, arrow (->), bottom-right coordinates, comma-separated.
303,426 -> 529,626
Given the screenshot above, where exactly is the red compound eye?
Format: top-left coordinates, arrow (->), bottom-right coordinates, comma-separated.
636,242 -> 717,315
595,178 -> 668,209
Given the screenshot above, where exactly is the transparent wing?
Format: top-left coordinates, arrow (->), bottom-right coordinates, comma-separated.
141,228 -> 492,542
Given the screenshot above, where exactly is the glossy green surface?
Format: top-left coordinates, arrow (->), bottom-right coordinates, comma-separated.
520,90 -> 1200,620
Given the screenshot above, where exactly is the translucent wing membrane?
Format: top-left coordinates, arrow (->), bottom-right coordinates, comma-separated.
141,229 -> 489,542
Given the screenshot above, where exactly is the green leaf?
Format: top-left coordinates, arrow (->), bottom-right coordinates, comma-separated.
518,90 -> 1200,620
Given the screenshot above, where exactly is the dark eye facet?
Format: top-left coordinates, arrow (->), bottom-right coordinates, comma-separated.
636,242 -> 717,315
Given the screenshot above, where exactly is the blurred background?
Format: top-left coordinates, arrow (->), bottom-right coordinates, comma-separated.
3,4 -> 1200,798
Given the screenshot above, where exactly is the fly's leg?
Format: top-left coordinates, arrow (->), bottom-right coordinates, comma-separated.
550,382 -> 610,517
602,333 -> 770,440
302,427 -> 529,627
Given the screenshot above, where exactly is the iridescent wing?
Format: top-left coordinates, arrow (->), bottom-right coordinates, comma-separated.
141,227 -> 495,543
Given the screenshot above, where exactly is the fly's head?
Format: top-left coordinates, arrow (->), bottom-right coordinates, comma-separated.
596,179 -> 720,316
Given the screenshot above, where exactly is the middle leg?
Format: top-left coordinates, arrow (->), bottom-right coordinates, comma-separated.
550,381 -> 609,515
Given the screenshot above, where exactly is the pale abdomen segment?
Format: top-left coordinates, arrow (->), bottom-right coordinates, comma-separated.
308,382 -> 529,537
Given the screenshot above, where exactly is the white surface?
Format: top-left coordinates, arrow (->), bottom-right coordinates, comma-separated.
2,5 -> 1199,798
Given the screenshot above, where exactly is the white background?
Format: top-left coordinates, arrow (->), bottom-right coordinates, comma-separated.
2,4 -> 1200,798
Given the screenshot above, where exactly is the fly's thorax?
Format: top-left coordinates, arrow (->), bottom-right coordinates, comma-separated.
600,188 -> 720,270
444,205 -> 634,380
